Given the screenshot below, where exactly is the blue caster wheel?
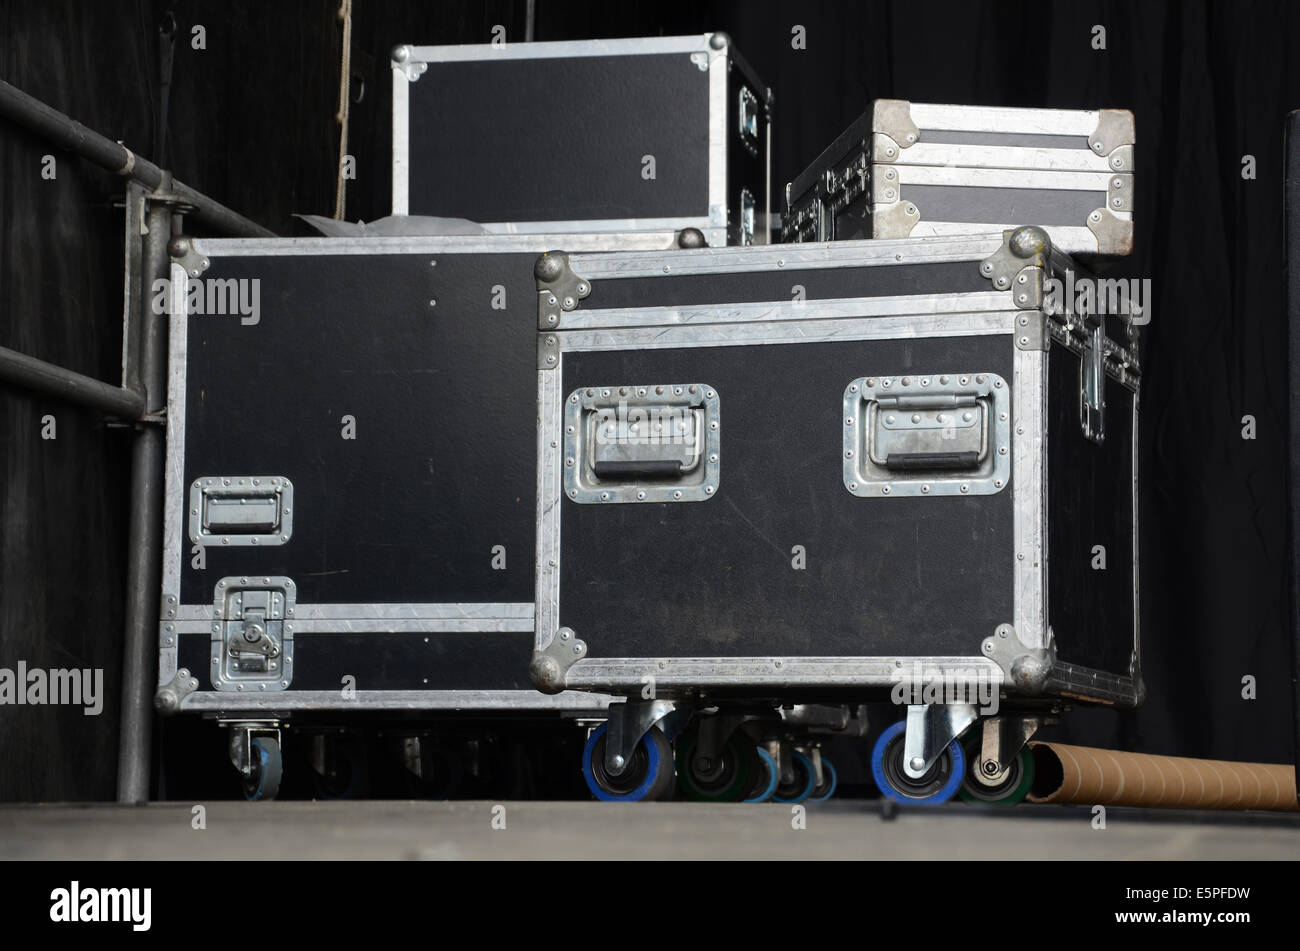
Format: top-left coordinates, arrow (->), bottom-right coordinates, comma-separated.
582,723 -> 674,801
871,720 -> 964,805
808,756 -> 838,802
243,737 -> 283,801
771,751 -> 817,803
743,747 -> 780,802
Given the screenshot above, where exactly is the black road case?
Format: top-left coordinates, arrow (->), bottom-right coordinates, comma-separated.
783,100 -> 1135,256
391,34 -> 771,247
153,231 -> 695,797
530,228 -> 1142,803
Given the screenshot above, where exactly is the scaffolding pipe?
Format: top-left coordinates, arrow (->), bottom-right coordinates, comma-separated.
0,78 -> 273,238
116,197 -> 173,802
0,344 -> 145,417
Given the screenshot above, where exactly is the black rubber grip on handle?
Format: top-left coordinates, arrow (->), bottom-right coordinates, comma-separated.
592,460 -> 683,479
883,451 -> 979,471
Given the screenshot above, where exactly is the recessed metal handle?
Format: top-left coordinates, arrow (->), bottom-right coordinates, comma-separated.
564,384 -> 720,504
843,374 -> 1010,498
189,477 -> 293,546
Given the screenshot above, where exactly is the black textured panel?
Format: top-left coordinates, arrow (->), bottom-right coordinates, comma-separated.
902,185 -> 1101,226
581,259 -> 986,312
179,252 -> 537,606
408,53 -> 709,221
179,631 -> 535,692
559,336 -> 1016,661
1047,348 -> 1136,676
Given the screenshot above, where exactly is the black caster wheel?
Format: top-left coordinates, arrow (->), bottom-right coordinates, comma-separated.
871,720 -> 964,805
311,739 -> 364,800
582,723 -> 674,801
743,747 -> 779,802
675,728 -> 752,802
243,736 -> 283,801
958,745 -> 1034,805
808,756 -> 838,802
402,745 -> 463,800
771,750 -> 817,803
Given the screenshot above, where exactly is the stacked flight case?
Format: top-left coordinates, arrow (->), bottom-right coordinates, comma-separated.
782,100 -> 1135,255
154,31 -> 1143,806
391,33 -> 771,246
528,228 -> 1142,804
156,34 -> 774,799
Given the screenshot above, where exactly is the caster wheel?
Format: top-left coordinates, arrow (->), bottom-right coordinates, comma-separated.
743,747 -> 779,803
243,737 -> 282,801
808,757 -> 838,802
402,745 -> 462,800
958,745 -> 1034,805
676,729 -> 752,802
771,751 -> 816,803
582,723 -> 674,802
311,741 -> 364,800
871,720 -> 964,805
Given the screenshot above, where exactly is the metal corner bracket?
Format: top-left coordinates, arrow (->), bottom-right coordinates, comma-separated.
981,623 -> 1057,695
979,226 -> 1051,308
536,251 -> 592,330
168,235 -> 208,279
872,99 -> 919,149
529,627 -> 586,694
391,45 -> 427,82
154,666 -> 199,715
1087,109 -> 1135,157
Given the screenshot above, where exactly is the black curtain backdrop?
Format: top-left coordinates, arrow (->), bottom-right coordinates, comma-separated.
0,0 -> 1295,798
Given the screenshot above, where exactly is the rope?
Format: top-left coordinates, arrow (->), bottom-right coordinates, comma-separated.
334,0 -> 353,220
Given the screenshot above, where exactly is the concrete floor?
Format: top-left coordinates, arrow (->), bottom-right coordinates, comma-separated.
2,801 -> 1298,859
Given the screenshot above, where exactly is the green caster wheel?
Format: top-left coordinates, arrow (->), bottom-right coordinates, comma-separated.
958,745 -> 1035,805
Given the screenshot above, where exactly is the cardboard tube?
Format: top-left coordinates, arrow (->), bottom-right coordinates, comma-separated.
1026,742 -> 1298,811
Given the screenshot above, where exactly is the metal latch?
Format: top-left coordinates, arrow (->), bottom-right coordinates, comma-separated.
739,188 -> 756,246
843,373 -> 1011,497
564,384 -> 720,504
211,577 -> 295,691
737,86 -> 759,155
190,477 -> 293,547
1080,322 -> 1106,444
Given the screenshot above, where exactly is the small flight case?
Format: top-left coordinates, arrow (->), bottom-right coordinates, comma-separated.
782,100 -> 1135,256
391,34 -> 771,246
531,228 -> 1142,804
153,230 -> 698,799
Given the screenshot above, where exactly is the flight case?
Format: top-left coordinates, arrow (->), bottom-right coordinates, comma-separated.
530,228 -> 1142,803
783,100 -> 1135,255
391,34 -> 771,246
153,230 -> 695,799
